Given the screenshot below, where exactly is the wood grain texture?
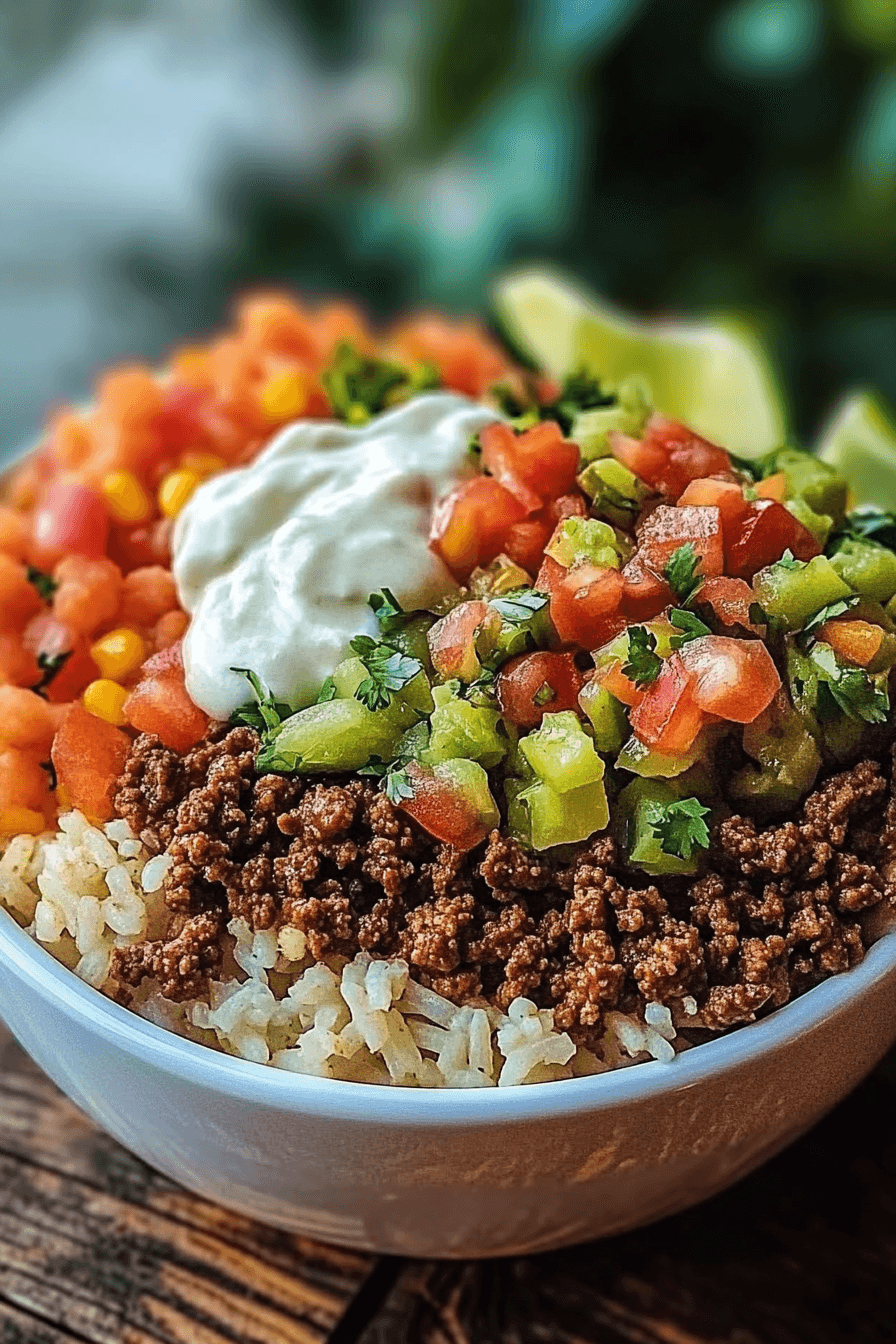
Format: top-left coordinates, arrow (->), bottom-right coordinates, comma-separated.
0,1028 -> 372,1344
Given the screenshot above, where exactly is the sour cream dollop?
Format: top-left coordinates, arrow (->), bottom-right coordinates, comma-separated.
172,393 -> 502,719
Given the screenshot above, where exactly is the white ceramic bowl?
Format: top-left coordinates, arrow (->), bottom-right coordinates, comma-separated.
2,906 -> 896,1257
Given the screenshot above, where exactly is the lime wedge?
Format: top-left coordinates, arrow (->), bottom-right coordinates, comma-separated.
816,391 -> 896,509
493,267 -> 786,458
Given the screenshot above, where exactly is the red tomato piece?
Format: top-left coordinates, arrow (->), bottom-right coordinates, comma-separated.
397,761 -> 492,851
629,653 -> 705,755
124,641 -> 208,753
754,471 -> 787,502
678,635 -> 781,723
696,576 -> 761,632
511,421 -> 581,499
501,518 -> 553,575
23,612 -> 100,703
541,490 -> 588,526
496,651 -> 586,729
726,500 -> 821,579
676,476 -> 751,535
51,703 -> 131,822
611,414 -> 732,499
0,555 -> 43,632
609,431 -> 667,490
427,601 -> 496,681
152,384 -> 212,455
480,424 -> 543,513
620,556 -> 672,622
32,481 -> 109,563
593,656 -> 644,708
635,505 -> 725,579
548,563 -> 625,647
430,477 -> 526,581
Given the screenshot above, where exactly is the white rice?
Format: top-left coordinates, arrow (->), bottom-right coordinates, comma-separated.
0,812 -> 685,1087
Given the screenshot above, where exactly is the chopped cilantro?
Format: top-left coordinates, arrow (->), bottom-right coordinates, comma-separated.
315,675 -> 337,704
490,588 -> 549,626
540,370 -> 613,435
464,665 -> 497,699
383,768 -> 416,805
348,635 -> 423,712
836,508 -> 896,552
32,650 -> 72,697
664,543 -> 702,607
230,668 -> 293,737
776,549 -> 802,571
649,796 -> 711,860
799,595 -> 861,648
668,608 -> 711,648
622,626 -> 663,688
533,681 -> 556,707
809,644 -> 889,724
367,587 -> 413,637
26,566 -> 57,602
322,342 -> 439,422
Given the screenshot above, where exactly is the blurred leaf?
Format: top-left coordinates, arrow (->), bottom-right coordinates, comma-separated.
417,0 -> 523,151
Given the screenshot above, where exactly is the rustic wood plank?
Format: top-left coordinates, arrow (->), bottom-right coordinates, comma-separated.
361,1054 -> 896,1344
0,1026 -> 375,1344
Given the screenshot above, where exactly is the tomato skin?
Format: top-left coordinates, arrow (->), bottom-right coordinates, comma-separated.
32,481 -> 109,563
620,556 -> 672,622
611,414 -> 731,499
594,657 -> 643,708
678,635 -> 781,723
676,476 -> 750,534
542,490 -> 588,526
427,601 -> 496,681
547,563 -> 625,647
496,651 -> 586,729
397,761 -> 492,850
726,499 -> 821,579
22,612 -> 99,702
696,576 -> 760,631
430,477 -> 526,580
629,653 -> 705,754
635,504 -> 725,579
501,518 -> 553,575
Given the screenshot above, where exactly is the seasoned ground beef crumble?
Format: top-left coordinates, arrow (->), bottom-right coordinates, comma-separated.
110,725 -> 896,1047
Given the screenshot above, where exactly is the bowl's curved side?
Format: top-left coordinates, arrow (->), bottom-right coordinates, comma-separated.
3,909 -> 896,1255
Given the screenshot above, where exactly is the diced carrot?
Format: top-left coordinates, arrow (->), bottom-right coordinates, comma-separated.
0,749 -> 49,812
52,556 -> 123,636
117,565 -> 179,628
0,805 -> 46,836
153,609 -> 190,651
124,642 -> 208,753
0,506 -> 31,559
0,635 -> 41,687
0,555 -> 43,631
819,619 -> 884,668
51,703 -> 131,823
0,687 -> 65,750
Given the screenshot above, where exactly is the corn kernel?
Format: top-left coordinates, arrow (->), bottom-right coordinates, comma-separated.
180,452 -> 226,479
83,679 -> 129,726
0,805 -> 45,835
260,370 -> 310,421
346,402 -> 370,425
158,468 -> 202,518
90,627 -> 147,682
102,470 -> 152,524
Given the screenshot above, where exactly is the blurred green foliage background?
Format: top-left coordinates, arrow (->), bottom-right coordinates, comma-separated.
0,0 -> 894,453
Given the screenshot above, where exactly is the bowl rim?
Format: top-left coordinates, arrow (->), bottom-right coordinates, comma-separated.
3,904 -> 896,1126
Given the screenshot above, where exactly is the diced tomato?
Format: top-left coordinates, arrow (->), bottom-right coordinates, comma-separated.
542,490 -> 588,526
480,424 -> 542,513
0,555 -> 43,632
52,556 -> 123,637
629,653 -> 705,755
152,384 -> 213,455
396,761 -> 493,851
427,601 -> 497,682
546,563 -> 625,647
389,314 -> 512,400
107,517 -> 172,572
22,612 -> 99,702
500,518 -> 552,576
117,566 -> 179,629
611,413 -> 732,499
620,556 -> 672,622
635,505 -> 724,579
507,421 -> 581,500
496,651 -> 586,728
153,609 -> 190,651
51,703 -> 131,822
32,480 -> 109,563
0,749 -> 49,814
430,477 -> 526,581
696,576 -> 761,632
676,476 -> 751,536
726,499 -> 821,579
678,635 -> 781,723
754,471 -> 787,502
124,641 -> 208,753
0,506 -> 31,560
0,635 -> 40,687
0,687 -> 66,750
819,619 -> 884,669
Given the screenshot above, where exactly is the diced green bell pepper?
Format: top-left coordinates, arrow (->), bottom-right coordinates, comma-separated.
827,535 -> 896,603
761,447 -> 847,527
506,775 -> 609,850
433,758 -> 500,832
753,555 -> 853,631
577,456 -> 651,529
544,516 -> 622,570
572,377 -> 651,463
614,778 -> 702,876
729,697 -> 822,812
469,555 -> 531,598
616,730 -> 710,778
577,678 -> 629,753
257,698 -> 402,773
389,614 -> 437,670
518,711 -> 606,793
487,593 -> 553,663
424,685 -> 508,769
785,496 -> 833,547
332,656 -> 433,724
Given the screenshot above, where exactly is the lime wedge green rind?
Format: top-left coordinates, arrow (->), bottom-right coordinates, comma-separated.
492,266 -> 787,459
816,391 -> 896,510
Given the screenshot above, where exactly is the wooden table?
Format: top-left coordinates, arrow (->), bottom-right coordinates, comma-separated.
2,1024 -> 894,1344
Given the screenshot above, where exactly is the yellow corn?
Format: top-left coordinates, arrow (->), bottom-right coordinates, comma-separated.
83,679 -> 129,726
0,804 -> 45,836
180,451 -> 226,479
260,370 -> 310,421
102,470 -> 152,524
346,402 -> 370,425
90,627 -> 147,682
158,468 -> 202,518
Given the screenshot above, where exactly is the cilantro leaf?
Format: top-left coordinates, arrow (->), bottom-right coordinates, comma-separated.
799,595 -> 861,647
315,675 -> 337,704
664,543 -> 702,607
836,507 -> 896,552
776,549 -> 802,571
649,797 -> 711,860
464,665 -> 497,699
540,370 -> 613,435
668,608 -> 711,648
367,588 -> 412,636
348,636 -> 423,712
490,588 -> 549,626
383,768 -> 415,805
26,566 -> 57,602
622,625 -> 663,687
533,681 -> 556,707
32,650 -> 72,697
323,342 -> 438,422
809,644 -> 889,724
230,668 -> 293,737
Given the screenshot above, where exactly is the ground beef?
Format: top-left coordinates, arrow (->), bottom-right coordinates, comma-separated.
110,728 -> 896,1047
